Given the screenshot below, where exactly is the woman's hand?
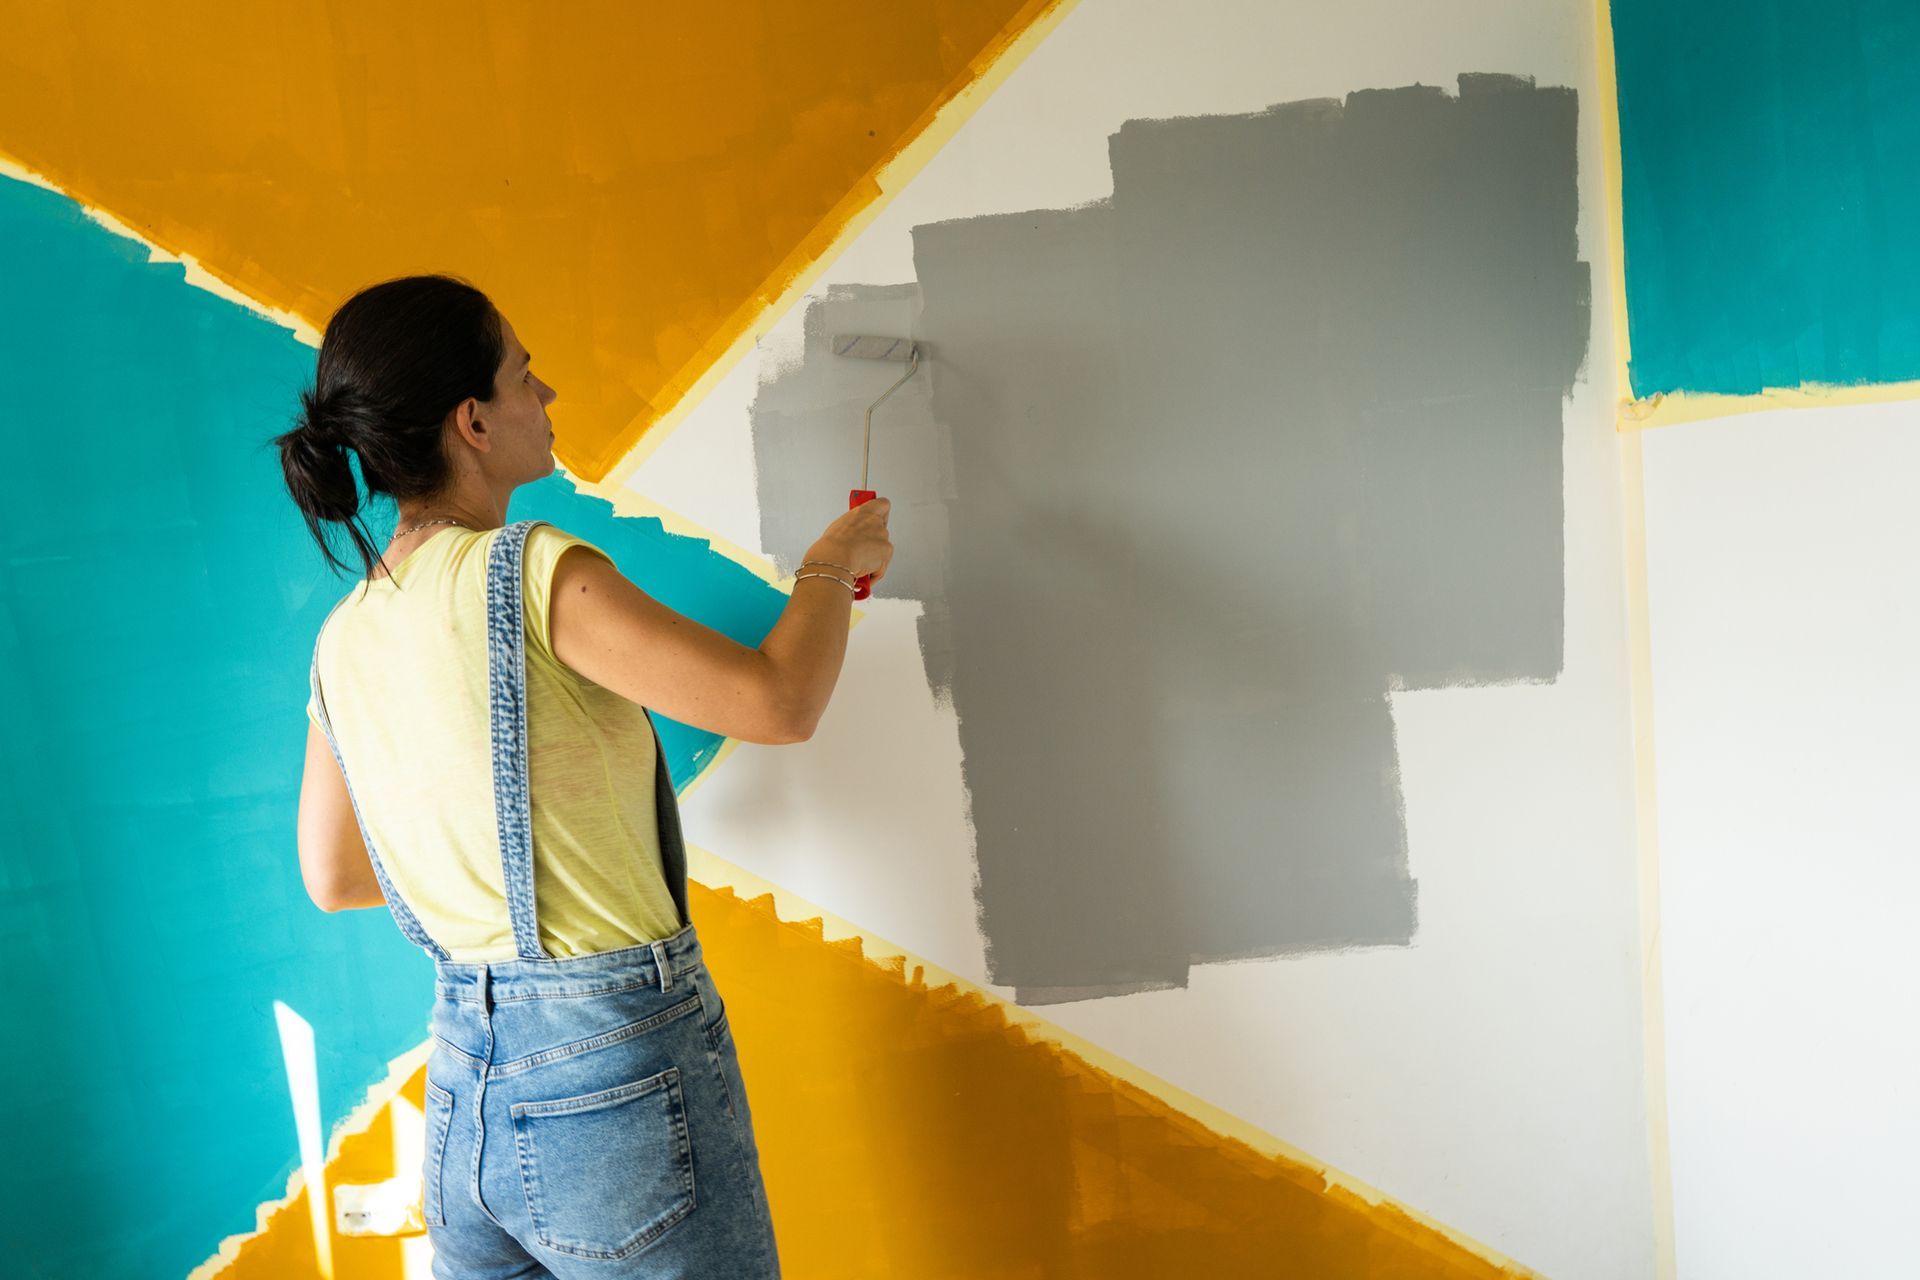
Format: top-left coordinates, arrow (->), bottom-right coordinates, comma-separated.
807,496 -> 893,585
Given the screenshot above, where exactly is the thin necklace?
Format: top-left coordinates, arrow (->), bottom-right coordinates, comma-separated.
373,516 -> 471,582
392,516 -> 471,539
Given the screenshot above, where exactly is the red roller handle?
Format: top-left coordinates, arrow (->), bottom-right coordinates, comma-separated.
848,489 -> 877,600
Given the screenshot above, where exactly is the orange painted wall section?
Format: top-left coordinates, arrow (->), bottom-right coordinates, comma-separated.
215,882 -> 1533,1279
0,0 -> 1060,481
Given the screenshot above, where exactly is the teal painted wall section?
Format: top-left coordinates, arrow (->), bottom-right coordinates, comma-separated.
0,173 -> 788,1278
506,481 -> 788,787
1611,0 -> 1920,396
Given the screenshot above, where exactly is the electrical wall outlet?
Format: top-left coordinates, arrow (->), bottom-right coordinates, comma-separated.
334,1176 -> 426,1237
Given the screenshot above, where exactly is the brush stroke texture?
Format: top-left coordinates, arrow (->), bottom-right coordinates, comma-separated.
754,75 -> 1588,1004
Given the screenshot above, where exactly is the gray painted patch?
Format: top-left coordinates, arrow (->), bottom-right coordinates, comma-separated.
748,283 -> 966,697
752,75 -> 1588,1004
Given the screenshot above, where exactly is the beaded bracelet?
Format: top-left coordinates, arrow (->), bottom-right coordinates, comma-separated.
799,559 -> 856,576
794,571 -> 857,594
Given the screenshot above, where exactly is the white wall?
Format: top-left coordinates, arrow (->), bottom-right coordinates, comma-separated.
1641,400 -> 1920,1280
636,3 -> 1659,1274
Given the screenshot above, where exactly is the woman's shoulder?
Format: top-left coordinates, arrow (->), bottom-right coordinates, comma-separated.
517,524 -> 620,608
519,520 -> 614,560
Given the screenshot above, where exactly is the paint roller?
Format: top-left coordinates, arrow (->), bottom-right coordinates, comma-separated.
831,333 -> 921,600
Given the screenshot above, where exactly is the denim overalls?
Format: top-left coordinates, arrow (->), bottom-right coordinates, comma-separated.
309,519 -> 781,1278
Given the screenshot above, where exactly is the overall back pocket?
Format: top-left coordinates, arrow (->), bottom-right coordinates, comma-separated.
509,1066 -> 697,1261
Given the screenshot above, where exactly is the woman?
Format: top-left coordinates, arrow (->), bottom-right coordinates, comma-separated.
276,273 -> 891,1278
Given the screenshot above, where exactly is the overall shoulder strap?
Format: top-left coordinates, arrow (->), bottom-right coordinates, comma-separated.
486,520 -> 549,959
487,519 -> 693,942
648,712 -> 693,931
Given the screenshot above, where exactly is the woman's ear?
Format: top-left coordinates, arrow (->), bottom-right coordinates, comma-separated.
449,396 -> 491,451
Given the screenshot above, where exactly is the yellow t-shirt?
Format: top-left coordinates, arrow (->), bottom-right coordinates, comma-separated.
306,523 -> 682,961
